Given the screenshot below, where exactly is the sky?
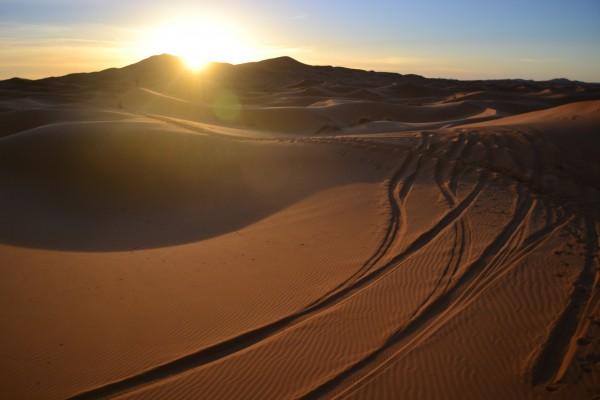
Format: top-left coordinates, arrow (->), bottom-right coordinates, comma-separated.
1,0 -> 599,81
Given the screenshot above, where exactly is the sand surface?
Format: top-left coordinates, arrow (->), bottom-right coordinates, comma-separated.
1,55 -> 600,399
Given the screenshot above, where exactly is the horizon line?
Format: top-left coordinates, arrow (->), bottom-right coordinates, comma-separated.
2,53 -> 598,85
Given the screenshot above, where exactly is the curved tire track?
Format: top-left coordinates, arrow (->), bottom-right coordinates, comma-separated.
69,150 -> 486,400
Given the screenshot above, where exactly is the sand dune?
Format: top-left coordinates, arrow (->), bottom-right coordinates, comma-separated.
1,56 -> 599,400
0,117 -> 388,250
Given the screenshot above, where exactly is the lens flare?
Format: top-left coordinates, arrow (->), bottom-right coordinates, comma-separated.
139,16 -> 257,70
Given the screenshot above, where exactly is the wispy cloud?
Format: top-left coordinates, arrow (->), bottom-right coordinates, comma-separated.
376,56 -> 425,65
0,22 -> 142,78
291,13 -> 308,20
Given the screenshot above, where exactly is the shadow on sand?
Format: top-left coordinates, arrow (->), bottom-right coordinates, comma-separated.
0,121 -> 382,251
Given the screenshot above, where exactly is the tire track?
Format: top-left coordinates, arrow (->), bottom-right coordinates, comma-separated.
457,203 -> 572,313
63,112 -> 595,400
466,185 -> 537,292
305,150 -> 413,307
69,146 -> 486,400
327,194 -> 571,400
442,148 -> 474,295
410,147 -> 471,320
299,184 -> 543,399
529,215 -> 598,386
449,133 -> 476,194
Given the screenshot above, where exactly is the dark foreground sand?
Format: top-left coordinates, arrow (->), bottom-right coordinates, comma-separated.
1,56 -> 600,399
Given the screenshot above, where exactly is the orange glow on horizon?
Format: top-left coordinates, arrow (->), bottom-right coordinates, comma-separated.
138,16 -> 258,70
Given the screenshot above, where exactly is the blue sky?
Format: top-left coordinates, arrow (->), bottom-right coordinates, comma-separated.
1,0 -> 599,81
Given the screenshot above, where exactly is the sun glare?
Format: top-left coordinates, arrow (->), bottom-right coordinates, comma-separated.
139,16 -> 256,71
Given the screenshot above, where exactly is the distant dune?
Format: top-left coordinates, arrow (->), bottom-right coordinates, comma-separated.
1,56 -> 599,400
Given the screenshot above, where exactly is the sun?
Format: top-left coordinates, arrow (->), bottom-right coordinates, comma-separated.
140,16 -> 256,70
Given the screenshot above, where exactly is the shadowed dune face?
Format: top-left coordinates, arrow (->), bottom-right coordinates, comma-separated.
0,120 -> 387,251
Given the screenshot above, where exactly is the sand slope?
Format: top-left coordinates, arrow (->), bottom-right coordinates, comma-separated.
1,57 -> 599,400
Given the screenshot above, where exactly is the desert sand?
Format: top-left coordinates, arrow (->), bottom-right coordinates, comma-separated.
1,55 -> 600,399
